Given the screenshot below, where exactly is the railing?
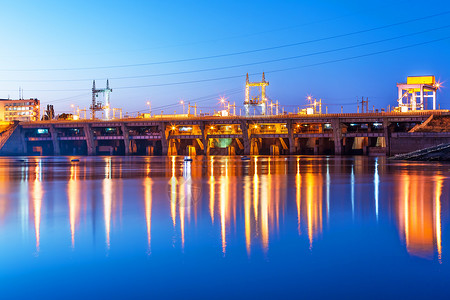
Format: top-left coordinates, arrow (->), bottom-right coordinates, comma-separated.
169,130 -> 202,135
19,110 -> 448,125
207,130 -> 242,135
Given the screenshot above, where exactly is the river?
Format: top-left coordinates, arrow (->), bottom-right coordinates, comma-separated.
0,156 -> 448,299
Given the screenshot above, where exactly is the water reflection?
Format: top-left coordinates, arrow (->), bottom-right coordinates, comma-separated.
397,172 -> 444,261
170,156 -> 177,228
144,163 -> 152,254
351,165 -> 355,218
0,156 -> 447,263
326,161 -> 330,222
209,157 -> 215,224
296,158 -> 302,235
307,171 -> 323,248
435,176 -> 443,264
374,158 -> 379,221
32,161 -> 43,253
167,156 -> 202,250
20,164 -> 29,236
68,164 -> 80,248
104,157 -> 112,250
219,159 -> 229,254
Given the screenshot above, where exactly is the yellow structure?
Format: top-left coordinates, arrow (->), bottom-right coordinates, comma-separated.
397,76 -> 439,111
406,76 -> 435,85
0,98 -> 40,121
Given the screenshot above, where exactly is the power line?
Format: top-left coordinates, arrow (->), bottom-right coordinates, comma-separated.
108,35 -> 450,90
1,11 -> 449,72
127,89 -> 243,114
45,93 -> 91,104
2,35 -> 449,93
267,36 -> 450,75
4,24 -> 449,83
117,35 -> 450,89
5,15 -> 354,60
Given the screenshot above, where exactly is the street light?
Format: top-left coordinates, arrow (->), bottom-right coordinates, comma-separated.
219,96 -> 228,106
180,100 -> 185,114
219,96 -> 229,115
146,101 -> 152,116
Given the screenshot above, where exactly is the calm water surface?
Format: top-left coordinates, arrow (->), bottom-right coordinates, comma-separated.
0,156 -> 449,299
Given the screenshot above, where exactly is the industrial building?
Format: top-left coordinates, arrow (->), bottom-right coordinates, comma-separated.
396,76 -> 440,111
0,98 -> 40,122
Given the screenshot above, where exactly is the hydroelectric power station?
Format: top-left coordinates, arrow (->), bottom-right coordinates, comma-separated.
0,74 -> 448,157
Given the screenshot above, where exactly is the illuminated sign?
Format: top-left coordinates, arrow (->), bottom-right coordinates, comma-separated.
407,76 -> 435,85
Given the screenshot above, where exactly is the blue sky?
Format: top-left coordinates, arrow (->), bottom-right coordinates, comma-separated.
1,0 -> 450,115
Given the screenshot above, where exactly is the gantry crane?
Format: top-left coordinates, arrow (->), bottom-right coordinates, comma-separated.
244,73 -> 269,116
90,80 -> 112,119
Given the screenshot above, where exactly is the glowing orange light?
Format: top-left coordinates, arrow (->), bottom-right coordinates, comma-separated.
219,96 -> 229,106
172,126 -> 176,130
210,157 -> 215,224
435,81 -> 443,90
68,165 -> 79,248
144,176 -> 152,253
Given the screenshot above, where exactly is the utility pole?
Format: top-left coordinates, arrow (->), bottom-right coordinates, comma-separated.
359,97 -> 369,113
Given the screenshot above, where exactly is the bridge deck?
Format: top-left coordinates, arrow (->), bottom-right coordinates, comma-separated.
11,110 -> 450,156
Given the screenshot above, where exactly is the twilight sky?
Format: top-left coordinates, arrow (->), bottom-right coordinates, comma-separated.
1,0 -> 450,115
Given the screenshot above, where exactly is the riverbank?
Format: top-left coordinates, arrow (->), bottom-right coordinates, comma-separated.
390,143 -> 450,161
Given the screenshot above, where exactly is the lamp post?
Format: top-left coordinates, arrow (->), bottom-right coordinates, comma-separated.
219,96 -> 229,115
146,101 -> 152,117
70,104 -> 78,119
180,100 -> 185,114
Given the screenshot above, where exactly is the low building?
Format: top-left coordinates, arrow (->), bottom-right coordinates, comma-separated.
0,99 -> 40,122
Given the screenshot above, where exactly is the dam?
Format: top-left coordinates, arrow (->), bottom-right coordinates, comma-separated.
1,110 -> 449,156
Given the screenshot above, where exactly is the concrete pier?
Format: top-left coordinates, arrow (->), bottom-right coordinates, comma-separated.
1,110 -> 448,156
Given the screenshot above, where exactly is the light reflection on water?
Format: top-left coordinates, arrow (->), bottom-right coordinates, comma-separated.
0,155 -> 449,298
